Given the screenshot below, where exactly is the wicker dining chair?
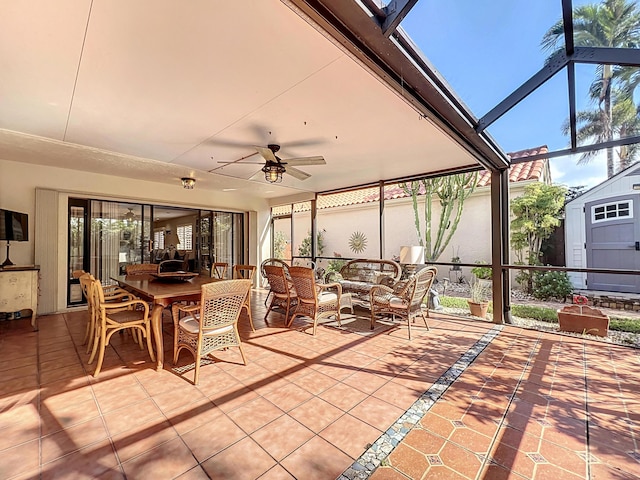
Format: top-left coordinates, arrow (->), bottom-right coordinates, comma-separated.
87,276 -> 155,377
211,262 -> 228,279
172,279 -> 251,385
125,263 -> 159,275
79,272 -> 136,354
263,264 -> 297,323
369,266 -> 437,340
287,266 -> 342,336
233,264 -> 257,331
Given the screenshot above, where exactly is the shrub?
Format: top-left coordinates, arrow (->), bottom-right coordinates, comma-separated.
532,270 -> 573,301
471,261 -> 491,280
298,229 -> 325,257
511,305 -> 558,323
326,257 -> 346,273
273,231 -> 288,260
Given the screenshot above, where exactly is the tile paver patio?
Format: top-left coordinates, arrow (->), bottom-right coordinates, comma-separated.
0,289 -> 638,479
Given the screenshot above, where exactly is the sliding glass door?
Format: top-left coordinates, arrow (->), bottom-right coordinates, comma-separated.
67,199 -> 89,305
90,201 -> 144,286
67,198 -> 245,306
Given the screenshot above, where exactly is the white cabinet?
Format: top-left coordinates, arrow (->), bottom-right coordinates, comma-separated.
0,266 -> 40,329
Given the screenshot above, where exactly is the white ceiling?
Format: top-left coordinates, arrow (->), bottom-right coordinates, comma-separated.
0,0 -> 480,200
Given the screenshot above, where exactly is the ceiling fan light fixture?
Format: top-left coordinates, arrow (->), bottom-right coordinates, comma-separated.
262,163 -> 285,183
123,208 -> 136,221
181,177 -> 196,189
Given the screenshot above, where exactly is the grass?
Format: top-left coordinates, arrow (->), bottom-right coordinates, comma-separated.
440,296 -> 640,334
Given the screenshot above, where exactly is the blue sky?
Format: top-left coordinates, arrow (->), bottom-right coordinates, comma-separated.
400,0 -> 612,189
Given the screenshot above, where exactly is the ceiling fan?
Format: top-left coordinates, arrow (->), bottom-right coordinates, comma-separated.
217,144 -> 326,183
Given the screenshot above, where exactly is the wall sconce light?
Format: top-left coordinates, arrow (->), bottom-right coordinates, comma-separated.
262,163 -> 285,183
633,183 -> 640,190
181,177 -> 196,189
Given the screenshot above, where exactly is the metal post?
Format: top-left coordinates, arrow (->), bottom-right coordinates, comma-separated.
490,170 -> 505,324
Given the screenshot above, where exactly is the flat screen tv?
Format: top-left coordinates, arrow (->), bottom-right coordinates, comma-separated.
0,209 -> 29,242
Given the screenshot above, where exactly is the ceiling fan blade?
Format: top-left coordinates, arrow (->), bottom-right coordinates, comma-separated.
204,138 -> 253,148
217,161 -> 264,164
285,156 -> 326,166
282,138 -> 326,148
287,166 -> 311,181
248,169 -> 263,181
255,146 -> 277,162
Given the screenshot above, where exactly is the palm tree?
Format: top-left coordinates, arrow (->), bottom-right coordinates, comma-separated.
541,0 -> 640,178
561,89 -> 640,171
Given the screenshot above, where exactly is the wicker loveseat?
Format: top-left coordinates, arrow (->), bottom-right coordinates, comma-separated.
326,258 -> 402,306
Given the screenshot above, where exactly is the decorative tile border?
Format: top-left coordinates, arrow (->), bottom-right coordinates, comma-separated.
338,325 -> 503,480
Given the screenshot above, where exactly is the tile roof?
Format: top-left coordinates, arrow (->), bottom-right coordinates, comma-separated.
476,145 -> 548,187
277,146 -> 550,212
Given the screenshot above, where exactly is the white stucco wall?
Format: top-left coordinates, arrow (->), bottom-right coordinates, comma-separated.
0,158 -> 272,313
311,182 -> 528,283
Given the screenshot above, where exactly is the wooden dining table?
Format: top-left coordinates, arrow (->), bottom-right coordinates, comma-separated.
112,274 -> 219,371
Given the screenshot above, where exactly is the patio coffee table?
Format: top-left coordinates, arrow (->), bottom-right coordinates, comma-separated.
113,274 -> 219,371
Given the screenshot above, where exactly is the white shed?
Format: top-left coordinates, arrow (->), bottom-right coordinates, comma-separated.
565,163 -> 640,293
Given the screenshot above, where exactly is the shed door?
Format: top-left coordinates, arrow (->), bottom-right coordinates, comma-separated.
585,194 -> 640,293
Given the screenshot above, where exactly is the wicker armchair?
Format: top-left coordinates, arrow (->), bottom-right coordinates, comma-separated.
171,279 -> 251,385
287,266 -> 342,336
260,258 -> 291,305
263,264 -> 297,323
369,266 -> 437,340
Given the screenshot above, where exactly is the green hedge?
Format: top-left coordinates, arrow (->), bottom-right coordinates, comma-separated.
511,305 -> 558,323
610,317 -> 640,334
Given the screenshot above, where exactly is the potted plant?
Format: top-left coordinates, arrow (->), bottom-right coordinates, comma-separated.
558,295 -> 609,337
451,246 -> 462,271
467,280 -> 491,318
471,261 -> 491,280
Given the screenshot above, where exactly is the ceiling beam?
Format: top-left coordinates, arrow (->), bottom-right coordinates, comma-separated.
572,46 -> 640,66
510,135 -> 640,163
562,0 -> 574,56
567,62 -> 577,150
477,51 -> 569,133
380,0 -> 420,37
478,46 -> 640,134
287,0 -> 510,172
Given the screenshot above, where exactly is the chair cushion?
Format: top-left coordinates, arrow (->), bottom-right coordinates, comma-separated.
179,316 -> 234,335
318,292 -> 338,303
179,316 -> 200,333
339,280 -> 373,295
388,296 -> 406,308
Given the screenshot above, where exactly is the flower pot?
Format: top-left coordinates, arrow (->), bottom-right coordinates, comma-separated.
467,299 -> 489,319
557,305 -> 609,337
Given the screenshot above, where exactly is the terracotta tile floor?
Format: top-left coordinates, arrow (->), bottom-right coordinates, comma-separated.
1,290 -> 639,479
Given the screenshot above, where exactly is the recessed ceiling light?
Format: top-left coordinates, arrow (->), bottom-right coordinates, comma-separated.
222,188 -> 237,192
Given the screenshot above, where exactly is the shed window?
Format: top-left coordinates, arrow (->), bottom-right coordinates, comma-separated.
592,201 -> 632,223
